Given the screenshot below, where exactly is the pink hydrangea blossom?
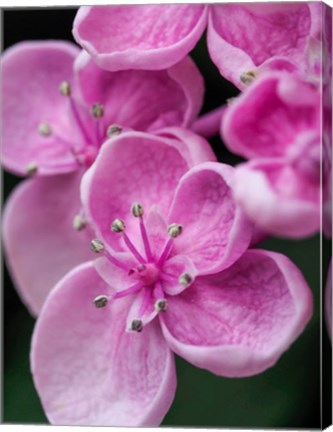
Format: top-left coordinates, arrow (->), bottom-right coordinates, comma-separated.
2,40 -> 204,315
73,3 -> 321,88
222,71 -> 321,238
31,131 -> 313,426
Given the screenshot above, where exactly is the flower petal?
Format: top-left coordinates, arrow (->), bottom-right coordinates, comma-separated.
74,51 -> 204,131
81,132 -> 190,252
232,159 -> 320,238
3,173 -> 94,315
1,41 -> 86,176
160,249 -> 313,377
126,287 -> 158,329
31,262 -> 176,426
167,162 -> 253,275
73,5 -> 207,71
154,127 -> 216,165
222,73 -> 320,159
207,4 -> 313,88
162,255 -> 198,296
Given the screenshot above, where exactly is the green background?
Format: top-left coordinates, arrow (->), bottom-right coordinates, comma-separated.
2,7 -> 332,428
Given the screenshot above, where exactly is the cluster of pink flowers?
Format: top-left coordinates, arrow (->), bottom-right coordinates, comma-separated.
2,2 -> 331,427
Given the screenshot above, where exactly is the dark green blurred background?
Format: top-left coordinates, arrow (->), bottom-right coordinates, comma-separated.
2,7 -> 332,428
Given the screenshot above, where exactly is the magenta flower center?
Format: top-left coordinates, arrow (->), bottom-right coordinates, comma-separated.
91,203 -> 192,331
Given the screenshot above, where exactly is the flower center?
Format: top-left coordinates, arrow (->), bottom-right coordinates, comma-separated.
90,203 -> 192,332
25,80 -> 122,176
130,263 -> 160,286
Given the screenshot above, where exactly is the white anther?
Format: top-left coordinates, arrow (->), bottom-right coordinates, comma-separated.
26,162 -> 38,176
111,218 -> 126,233
130,319 -> 143,333
59,81 -> 71,96
131,203 -> 144,217
38,122 -> 52,137
168,223 -> 183,238
72,215 -> 86,231
91,103 -> 104,118
90,239 -> 105,253
179,273 -> 193,288
240,70 -> 257,85
106,124 -> 122,137
155,299 -> 168,312
93,295 -> 109,308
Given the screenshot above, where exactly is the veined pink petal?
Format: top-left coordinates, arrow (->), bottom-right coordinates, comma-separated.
222,73 -> 320,159
31,262 -> 176,426
232,159 -> 320,238
74,51 -> 204,131
154,127 -> 216,166
167,162 -> 253,275
73,5 -> 208,71
81,132 -> 191,252
160,249 -> 313,377
2,173 -> 94,316
1,41 -> 86,176
207,4 -> 313,88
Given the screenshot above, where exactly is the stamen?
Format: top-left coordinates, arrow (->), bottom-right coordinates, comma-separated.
93,295 -> 109,308
90,239 -> 105,253
168,223 -> 183,238
26,162 -> 38,176
72,214 -> 86,231
155,298 -> 168,312
111,217 -> 146,264
90,103 -> 104,118
130,319 -> 143,333
131,203 -> 153,262
123,233 -> 146,264
131,203 -> 144,217
90,239 -> 130,271
38,122 -> 52,137
179,273 -> 193,288
113,282 -> 143,299
59,81 -> 71,96
60,82 -> 92,144
111,218 -> 126,233
240,70 -> 257,85
157,238 -> 174,267
107,124 -> 122,138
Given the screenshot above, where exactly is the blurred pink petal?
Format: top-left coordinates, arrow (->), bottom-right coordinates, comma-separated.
207,3 -> 319,88
74,50 -> 204,131
3,172 -> 94,315
73,5 -> 208,71
2,41 -> 84,175
232,159 -> 320,238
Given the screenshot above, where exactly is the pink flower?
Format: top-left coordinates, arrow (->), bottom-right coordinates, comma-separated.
73,3 -> 320,88
222,72 -> 321,238
31,131 -> 313,426
2,40 -> 204,315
